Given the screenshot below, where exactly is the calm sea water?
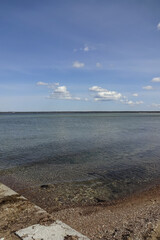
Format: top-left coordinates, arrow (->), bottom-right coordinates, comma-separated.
0,112 -> 160,191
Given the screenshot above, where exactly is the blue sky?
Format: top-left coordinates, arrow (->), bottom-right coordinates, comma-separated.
0,0 -> 160,111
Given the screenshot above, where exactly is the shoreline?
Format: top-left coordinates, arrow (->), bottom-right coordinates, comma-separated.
1,173 -> 160,210
0,175 -> 160,239
53,183 -> 160,239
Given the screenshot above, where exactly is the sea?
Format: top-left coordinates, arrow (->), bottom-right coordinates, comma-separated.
0,112 -> 160,202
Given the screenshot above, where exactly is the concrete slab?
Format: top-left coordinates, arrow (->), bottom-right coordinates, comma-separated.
0,183 -> 90,240
0,183 -> 55,239
16,220 -> 90,240
0,182 -> 19,198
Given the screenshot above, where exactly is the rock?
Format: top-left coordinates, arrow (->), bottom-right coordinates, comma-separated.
40,185 -> 49,189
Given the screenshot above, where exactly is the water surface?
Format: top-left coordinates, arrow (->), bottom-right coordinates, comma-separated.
0,112 -> 160,202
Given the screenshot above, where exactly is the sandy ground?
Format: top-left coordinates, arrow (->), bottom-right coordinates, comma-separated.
51,185 -> 160,240
0,176 -> 160,240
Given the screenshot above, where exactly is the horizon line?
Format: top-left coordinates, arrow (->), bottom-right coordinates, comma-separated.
1,111 -> 160,114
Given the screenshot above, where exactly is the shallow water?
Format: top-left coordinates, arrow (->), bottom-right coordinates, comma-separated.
0,112 -> 160,201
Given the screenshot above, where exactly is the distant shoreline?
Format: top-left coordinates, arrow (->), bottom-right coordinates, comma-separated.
1,111 -> 160,114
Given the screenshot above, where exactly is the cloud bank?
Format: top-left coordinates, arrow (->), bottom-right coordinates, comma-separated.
89,86 -> 143,106
37,82 -> 144,106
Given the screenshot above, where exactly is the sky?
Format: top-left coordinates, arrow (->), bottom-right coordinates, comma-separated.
0,0 -> 160,111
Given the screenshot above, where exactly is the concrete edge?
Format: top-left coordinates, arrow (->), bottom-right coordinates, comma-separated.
0,182 -> 90,240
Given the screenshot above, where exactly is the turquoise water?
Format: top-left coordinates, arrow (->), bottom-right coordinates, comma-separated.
0,112 -> 160,188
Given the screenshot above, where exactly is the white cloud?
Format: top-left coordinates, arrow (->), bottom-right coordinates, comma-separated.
152,77 -> 160,82
89,85 -> 143,106
125,100 -> 134,105
151,103 -> 160,108
89,86 -> 122,101
49,84 -> 81,100
142,85 -> 153,90
84,46 -> 89,52
73,46 -> 89,52
129,101 -> 143,105
132,93 -> 138,97
136,101 -> 143,104
36,81 -> 48,86
53,86 -> 71,99
89,86 -> 105,92
74,44 -> 95,53
37,82 -> 81,101
72,61 -> 85,68
96,62 -> 102,68
121,99 -> 143,106
157,23 -> 160,30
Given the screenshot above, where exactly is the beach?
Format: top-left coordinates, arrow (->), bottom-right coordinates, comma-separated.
0,113 -> 160,239
0,174 -> 160,239
53,184 -> 160,240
